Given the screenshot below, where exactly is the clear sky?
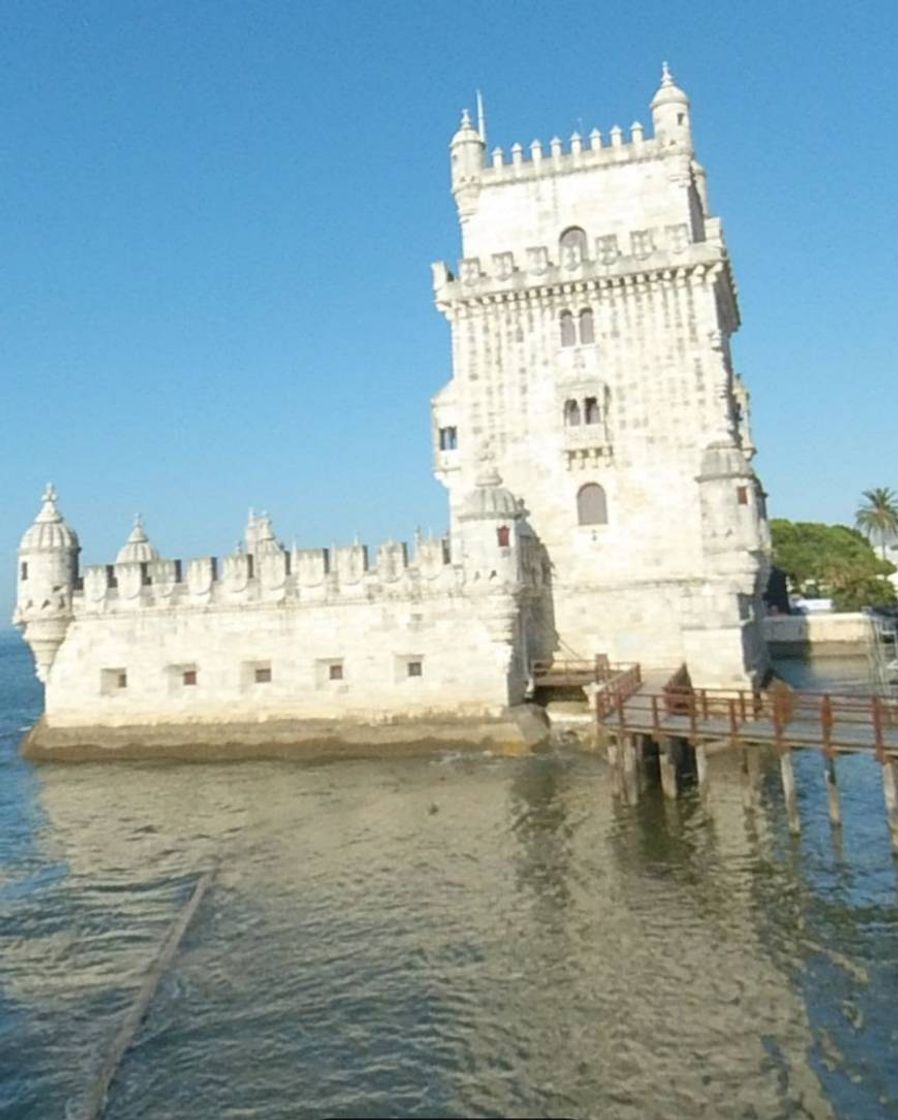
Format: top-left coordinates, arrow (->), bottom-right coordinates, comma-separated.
2,0 -> 896,619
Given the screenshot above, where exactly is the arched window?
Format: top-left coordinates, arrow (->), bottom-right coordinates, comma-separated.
559,226 -> 588,269
577,483 -> 608,526
560,311 -> 576,348
579,308 -> 595,344
563,399 -> 581,427
584,397 -> 601,425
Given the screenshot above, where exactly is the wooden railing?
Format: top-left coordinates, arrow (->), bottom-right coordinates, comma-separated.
531,655 -> 611,686
595,663 -> 643,719
613,684 -> 898,758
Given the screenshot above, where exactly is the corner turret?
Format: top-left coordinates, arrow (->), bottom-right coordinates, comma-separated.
450,108 -> 485,222
14,485 -> 80,681
457,459 -> 527,584
651,62 -> 693,152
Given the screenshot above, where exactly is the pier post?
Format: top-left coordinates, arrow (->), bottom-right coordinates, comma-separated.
823,753 -> 841,830
606,734 -> 624,798
622,733 -> 640,803
659,737 -> 678,799
695,743 -> 710,804
881,758 -> 898,857
779,750 -> 800,836
741,747 -> 759,809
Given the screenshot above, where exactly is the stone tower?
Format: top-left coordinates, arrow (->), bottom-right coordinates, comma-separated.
432,67 -> 770,687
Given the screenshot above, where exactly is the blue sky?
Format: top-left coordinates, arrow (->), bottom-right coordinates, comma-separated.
2,0 -> 896,619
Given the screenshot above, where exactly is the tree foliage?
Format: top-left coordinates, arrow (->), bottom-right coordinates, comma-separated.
770,518 -> 896,611
855,487 -> 898,559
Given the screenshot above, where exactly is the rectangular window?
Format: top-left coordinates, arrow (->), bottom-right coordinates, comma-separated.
737,486 -> 749,506
329,663 -> 343,681
101,668 -> 128,695
20,562 -> 28,581
254,665 -> 272,684
183,669 -> 197,686
407,660 -> 423,678
106,564 -> 118,589
247,554 -> 255,579
497,525 -> 511,548
140,562 -> 152,587
174,559 -> 183,583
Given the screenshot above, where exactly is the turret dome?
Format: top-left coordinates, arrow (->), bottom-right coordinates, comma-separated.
698,437 -> 753,482
651,62 -> 689,109
19,485 -> 80,553
458,462 -> 521,521
450,107 -> 482,147
116,515 -> 160,564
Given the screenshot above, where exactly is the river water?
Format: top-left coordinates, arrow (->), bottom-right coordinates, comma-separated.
1,629 -> 897,1119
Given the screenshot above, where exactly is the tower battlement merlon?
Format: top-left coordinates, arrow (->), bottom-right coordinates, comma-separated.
451,65 -> 694,202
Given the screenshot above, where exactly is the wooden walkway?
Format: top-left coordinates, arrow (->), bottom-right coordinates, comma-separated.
531,658 -> 898,854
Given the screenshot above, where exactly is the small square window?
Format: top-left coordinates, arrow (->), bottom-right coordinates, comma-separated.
736,486 -> 749,506
407,660 -> 423,678
329,663 -> 343,681
496,525 -> 511,548
254,666 -> 272,684
183,669 -> 197,686
117,672 -> 128,689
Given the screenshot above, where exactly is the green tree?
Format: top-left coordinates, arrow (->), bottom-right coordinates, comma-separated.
770,518 -> 896,611
855,487 -> 898,560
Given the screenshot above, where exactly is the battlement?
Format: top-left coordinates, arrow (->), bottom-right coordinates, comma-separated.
67,521 -> 545,617
479,123 -> 672,187
432,216 -> 727,304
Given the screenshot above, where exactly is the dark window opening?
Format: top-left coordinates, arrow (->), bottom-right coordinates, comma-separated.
564,399 -> 581,427
329,663 -> 344,681
174,559 -> 183,583
247,554 -> 255,579
254,666 -> 272,684
579,308 -> 595,345
497,525 -> 511,548
737,486 -> 749,506
140,562 -> 151,586
560,311 -> 576,348
584,397 -> 601,425
284,551 -> 292,576
210,557 -> 218,581
117,672 -> 128,689
20,562 -> 28,581
183,669 -> 197,686
407,660 -> 423,678
106,564 -> 118,589
438,426 -> 458,451
677,113 -> 685,124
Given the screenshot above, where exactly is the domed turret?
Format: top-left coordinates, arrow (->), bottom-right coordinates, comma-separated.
651,62 -> 693,151
15,484 -> 80,681
458,461 -> 521,522
450,108 -> 485,221
697,436 -> 766,569
116,514 -> 160,565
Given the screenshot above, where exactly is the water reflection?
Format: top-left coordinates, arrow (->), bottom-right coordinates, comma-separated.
0,644 -> 896,1117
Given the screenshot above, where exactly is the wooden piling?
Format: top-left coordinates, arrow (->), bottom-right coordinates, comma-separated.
622,734 -> 640,803
882,759 -> 898,857
659,737 -> 678,799
695,743 -> 710,804
779,750 -> 800,836
824,753 -> 841,829
606,735 -> 623,797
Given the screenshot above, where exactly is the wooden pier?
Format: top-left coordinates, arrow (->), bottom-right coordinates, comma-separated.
531,658 -> 898,853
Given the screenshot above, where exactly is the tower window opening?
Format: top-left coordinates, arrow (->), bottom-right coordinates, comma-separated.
577,483 -> 608,526
140,562 -> 151,587
407,660 -> 423,678
678,113 -> 685,124
254,665 -> 272,684
579,308 -> 595,345
183,668 -> 197,686
560,311 -> 576,348
497,525 -> 511,548
438,426 -> 458,450
736,486 -> 749,506
329,662 -> 344,681
559,226 -> 588,269
106,564 -> 118,589
584,397 -> 601,425
247,554 -> 255,579
20,562 -> 28,581
564,399 -> 581,427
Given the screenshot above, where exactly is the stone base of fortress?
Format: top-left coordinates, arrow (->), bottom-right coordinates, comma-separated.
21,705 -> 550,763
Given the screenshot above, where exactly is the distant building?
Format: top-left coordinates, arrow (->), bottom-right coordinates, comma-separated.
14,67 -> 770,758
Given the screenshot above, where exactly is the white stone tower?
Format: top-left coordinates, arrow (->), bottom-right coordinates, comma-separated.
432,68 -> 770,687
14,485 -> 80,681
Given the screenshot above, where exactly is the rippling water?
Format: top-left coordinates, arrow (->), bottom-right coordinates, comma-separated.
2,631 -> 897,1119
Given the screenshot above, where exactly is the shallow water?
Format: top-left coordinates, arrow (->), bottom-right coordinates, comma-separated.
2,633 -> 897,1119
